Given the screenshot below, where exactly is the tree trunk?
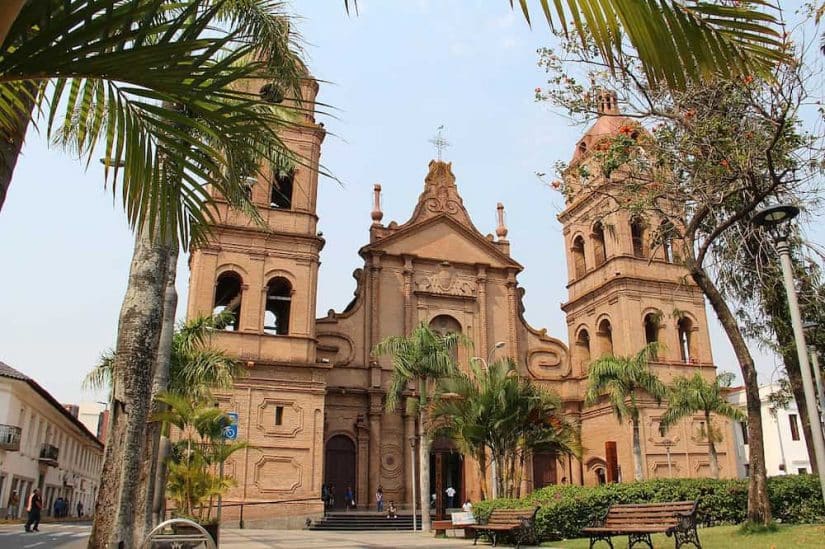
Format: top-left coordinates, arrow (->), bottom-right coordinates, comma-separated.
418,410 -> 431,532
0,81 -> 35,214
477,450 -> 488,501
135,243 -> 178,542
706,412 -> 720,479
88,227 -> 171,549
631,417 -> 644,481
690,264 -> 771,524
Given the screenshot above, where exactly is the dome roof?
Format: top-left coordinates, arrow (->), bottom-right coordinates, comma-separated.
572,91 -> 637,161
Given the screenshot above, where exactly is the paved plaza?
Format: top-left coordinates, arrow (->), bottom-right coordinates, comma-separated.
0,522 -> 90,548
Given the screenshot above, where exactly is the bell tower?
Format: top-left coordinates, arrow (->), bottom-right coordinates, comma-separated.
185,74 -> 328,520
558,94 -> 734,483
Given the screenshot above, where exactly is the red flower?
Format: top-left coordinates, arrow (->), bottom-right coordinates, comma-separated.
619,125 -> 635,135
720,159 -> 730,169
535,87 -> 542,93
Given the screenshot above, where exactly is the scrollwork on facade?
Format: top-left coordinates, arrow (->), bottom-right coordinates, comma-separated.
415,261 -> 475,297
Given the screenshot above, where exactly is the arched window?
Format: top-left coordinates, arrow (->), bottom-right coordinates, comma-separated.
661,220 -> 675,263
630,217 -> 646,258
592,222 -> 606,266
264,277 -> 292,335
596,318 -> 613,356
572,236 -> 587,278
429,314 -> 462,363
678,317 -> 695,363
644,313 -> 659,358
270,169 -> 294,209
576,329 -> 591,372
213,272 -> 243,331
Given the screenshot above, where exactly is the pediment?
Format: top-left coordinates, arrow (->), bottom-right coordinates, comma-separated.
363,215 -> 521,270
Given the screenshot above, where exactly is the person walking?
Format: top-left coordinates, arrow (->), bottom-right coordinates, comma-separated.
375,485 -> 384,513
445,486 -> 456,509
6,490 -> 18,519
321,483 -> 330,513
53,497 -> 61,518
24,488 -> 42,533
76,500 -> 83,518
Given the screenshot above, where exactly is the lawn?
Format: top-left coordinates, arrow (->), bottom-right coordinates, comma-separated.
542,524 -> 825,548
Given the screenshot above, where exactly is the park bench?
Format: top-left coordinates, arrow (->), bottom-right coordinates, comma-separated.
581,500 -> 702,549
466,507 -> 539,548
433,511 -> 477,537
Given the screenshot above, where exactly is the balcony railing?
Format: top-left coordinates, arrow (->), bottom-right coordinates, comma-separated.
39,443 -> 59,466
0,424 -> 21,451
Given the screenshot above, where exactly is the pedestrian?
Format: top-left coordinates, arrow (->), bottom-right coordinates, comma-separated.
329,484 -> 336,509
386,500 -> 397,519
322,483 -> 330,511
53,497 -> 62,518
345,486 -> 355,511
462,499 -> 473,513
6,490 -> 18,519
375,485 -> 384,513
24,488 -> 42,533
445,485 -> 456,508
76,500 -> 83,518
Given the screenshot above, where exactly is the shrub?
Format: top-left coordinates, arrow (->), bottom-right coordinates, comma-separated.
471,475 -> 824,542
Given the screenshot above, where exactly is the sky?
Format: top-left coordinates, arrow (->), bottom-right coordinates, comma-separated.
0,1 -> 821,405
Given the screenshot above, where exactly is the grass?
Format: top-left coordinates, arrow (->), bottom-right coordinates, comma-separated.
542,523 -> 825,548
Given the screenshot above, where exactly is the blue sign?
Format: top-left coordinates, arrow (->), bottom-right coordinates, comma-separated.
223,412 -> 239,440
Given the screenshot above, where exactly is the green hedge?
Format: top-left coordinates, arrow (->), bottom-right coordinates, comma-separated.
471,475 -> 825,542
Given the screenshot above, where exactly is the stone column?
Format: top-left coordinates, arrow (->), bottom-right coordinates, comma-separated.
476,266 -> 488,360
506,271 -> 518,360
368,391 -> 383,507
355,415 -> 369,509
403,256 -> 414,334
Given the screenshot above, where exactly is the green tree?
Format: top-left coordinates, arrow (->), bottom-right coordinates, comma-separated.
659,372 -> 746,479
430,358 -> 580,500
373,322 -> 469,532
584,344 -> 666,481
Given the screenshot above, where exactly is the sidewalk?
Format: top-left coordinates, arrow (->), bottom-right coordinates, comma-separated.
220,529 -> 485,548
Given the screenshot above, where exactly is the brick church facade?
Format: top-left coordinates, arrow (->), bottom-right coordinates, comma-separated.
183,77 -> 737,525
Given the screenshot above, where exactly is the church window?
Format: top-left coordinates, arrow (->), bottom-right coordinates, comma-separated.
677,317 -> 694,363
578,141 -> 587,155
576,329 -> 591,372
630,217 -> 646,258
259,83 -> 284,104
275,406 -> 284,426
661,220 -> 675,263
264,277 -> 292,335
597,318 -> 613,356
213,272 -> 243,331
270,170 -> 294,209
592,222 -> 606,266
644,313 -> 659,357
572,236 -> 587,278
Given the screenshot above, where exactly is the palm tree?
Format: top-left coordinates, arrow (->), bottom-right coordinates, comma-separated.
659,372 -> 745,479
373,322 -> 469,533
1,0 -> 305,241
342,1 -> 785,91
584,343 -> 666,481
430,358 -> 580,500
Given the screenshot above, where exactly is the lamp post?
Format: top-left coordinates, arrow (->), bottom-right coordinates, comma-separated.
753,204 -> 825,503
409,436 -> 417,531
803,321 -> 825,431
471,342 -> 505,499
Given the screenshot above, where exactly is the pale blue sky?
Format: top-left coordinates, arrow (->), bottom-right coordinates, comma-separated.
0,2 -> 818,404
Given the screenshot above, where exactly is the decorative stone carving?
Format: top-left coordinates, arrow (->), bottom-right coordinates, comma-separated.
416,262 -> 475,297
380,443 -> 403,488
253,455 -> 303,493
317,332 -> 355,366
526,349 -> 564,379
256,398 -> 303,437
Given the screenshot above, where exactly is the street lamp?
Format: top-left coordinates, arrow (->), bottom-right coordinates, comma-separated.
753,204 -> 825,503
408,436 -> 417,531
803,321 -> 825,429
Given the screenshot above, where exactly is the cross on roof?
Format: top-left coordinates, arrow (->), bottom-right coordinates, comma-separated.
429,125 -> 450,161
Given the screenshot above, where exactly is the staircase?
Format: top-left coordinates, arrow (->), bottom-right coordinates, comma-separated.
309,511 -> 424,531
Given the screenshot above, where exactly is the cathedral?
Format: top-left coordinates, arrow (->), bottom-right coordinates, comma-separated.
184,76 -> 737,526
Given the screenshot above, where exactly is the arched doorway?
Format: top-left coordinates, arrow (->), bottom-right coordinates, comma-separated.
324,435 -> 356,510
430,436 -> 463,519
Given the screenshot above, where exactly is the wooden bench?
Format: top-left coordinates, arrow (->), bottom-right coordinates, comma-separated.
581,500 -> 702,549
433,511 -> 477,537
466,507 -> 539,548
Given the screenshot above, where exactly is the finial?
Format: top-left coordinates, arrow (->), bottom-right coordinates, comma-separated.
496,202 -> 508,239
429,125 -> 450,161
371,184 -> 383,224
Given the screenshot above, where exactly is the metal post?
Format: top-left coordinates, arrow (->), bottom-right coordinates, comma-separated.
666,445 -> 672,478
410,437 -> 417,532
217,436 -> 225,525
776,238 -> 825,502
808,348 -> 825,430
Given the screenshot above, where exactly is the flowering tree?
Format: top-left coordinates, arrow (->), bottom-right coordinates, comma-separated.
536,27 -> 822,524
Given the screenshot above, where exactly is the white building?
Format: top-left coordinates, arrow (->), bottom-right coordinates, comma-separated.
727,383 -> 813,478
0,361 -> 103,519
77,401 -> 107,440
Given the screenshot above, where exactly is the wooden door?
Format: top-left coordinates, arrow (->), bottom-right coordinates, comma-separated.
532,452 -> 558,489
324,435 -> 356,509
